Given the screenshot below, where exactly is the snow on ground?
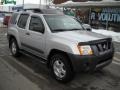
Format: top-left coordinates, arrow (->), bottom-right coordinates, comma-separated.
92,29 -> 120,43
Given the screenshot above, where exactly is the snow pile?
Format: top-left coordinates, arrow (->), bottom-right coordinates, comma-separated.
62,1 -> 74,4
92,29 -> 120,43
102,0 -> 115,2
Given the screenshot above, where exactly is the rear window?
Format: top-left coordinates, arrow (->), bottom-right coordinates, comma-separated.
10,13 -> 18,24
17,14 -> 29,29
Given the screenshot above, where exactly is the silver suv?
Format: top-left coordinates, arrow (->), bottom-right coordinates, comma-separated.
7,9 -> 114,83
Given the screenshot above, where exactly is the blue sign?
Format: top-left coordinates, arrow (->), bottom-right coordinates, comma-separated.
91,8 -> 120,23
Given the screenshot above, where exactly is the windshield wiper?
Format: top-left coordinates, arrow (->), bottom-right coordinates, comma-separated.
69,28 -> 83,31
52,28 -> 83,32
52,29 -> 69,32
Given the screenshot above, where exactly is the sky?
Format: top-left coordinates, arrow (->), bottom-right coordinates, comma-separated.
0,0 -> 46,5
16,0 -> 46,5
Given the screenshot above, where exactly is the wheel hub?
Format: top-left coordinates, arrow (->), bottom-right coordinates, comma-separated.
11,42 -> 17,54
53,60 -> 66,78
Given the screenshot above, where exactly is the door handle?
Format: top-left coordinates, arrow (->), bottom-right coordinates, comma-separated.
26,32 -> 30,35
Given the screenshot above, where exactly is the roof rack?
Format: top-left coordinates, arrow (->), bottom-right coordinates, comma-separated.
23,8 -> 64,15
24,8 -> 43,13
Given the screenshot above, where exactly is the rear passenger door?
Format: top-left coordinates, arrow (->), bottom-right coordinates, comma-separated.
17,14 -> 29,49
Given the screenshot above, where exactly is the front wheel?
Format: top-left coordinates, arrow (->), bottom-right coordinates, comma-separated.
50,54 -> 74,83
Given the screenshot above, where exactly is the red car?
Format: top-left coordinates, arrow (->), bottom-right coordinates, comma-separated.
3,15 -> 11,26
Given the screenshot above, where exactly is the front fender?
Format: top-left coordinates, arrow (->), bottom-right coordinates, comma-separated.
45,37 -> 80,59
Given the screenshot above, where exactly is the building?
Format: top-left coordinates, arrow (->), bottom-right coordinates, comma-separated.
56,0 -> 120,32
53,0 -> 120,4
53,0 -> 102,4
53,0 -> 88,4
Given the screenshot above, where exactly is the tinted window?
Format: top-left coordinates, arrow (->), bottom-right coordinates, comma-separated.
29,16 -> 44,33
17,14 -> 29,29
10,13 -> 18,24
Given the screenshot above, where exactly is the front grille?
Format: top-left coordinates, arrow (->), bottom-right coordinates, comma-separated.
78,38 -> 112,53
96,41 -> 111,52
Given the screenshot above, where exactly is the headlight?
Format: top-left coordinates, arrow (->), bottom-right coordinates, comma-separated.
77,45 -> 93,55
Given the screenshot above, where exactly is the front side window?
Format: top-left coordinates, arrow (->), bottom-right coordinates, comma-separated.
44,15 -> 84,32
29,16 -> 44,33
17,14 -> 29,29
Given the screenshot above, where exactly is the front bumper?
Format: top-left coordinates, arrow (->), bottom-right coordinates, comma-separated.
67,49 -> 114,72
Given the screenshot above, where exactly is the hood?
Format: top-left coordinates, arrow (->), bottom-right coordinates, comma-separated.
53,30 -> 108,43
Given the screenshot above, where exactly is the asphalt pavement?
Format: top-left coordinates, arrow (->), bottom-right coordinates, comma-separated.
0,27 -> 120,90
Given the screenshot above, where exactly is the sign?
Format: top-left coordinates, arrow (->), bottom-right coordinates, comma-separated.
90,8 -> 120,23
1,0 -> 16,5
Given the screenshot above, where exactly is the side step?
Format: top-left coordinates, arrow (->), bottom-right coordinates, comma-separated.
20,50 -> 47,65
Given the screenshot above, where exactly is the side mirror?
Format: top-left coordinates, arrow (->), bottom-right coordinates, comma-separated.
82,24 -> 92,31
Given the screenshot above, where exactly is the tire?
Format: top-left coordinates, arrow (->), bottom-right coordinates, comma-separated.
50,53 -> 74,83
9,38 -> 20,57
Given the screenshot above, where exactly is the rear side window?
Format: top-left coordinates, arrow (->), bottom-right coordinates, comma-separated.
10,13 -> 18,24
17,14 -> 29,29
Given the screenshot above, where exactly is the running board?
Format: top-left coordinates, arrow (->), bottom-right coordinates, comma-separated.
20,50 -> 47,64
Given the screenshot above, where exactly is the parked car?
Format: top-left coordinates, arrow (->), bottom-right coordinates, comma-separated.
74,17 -> 92,31
3,14 -> 11,26
7,9 -> 114,83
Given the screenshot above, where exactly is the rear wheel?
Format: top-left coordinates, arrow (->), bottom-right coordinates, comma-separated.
10,38 -> 20,57
50,54 -> 74,83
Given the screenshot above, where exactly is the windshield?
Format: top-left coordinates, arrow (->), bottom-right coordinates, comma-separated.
44,15 -> 84,32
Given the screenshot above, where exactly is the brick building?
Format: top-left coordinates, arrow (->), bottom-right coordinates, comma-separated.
53,0 -> 103,4
53,0 -> 88,4
53,0 -> 120,4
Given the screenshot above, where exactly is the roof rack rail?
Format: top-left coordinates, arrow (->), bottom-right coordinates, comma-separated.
23,8 -> 64,15
24,8 -> 43,13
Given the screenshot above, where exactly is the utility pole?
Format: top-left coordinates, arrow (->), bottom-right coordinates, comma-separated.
46,0 -> 47,5
39,0 -> 41,8
23,0 -> 24,10
49,0 -> 51,6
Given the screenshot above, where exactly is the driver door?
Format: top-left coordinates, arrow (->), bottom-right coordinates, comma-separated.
22,15 -> 46,58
